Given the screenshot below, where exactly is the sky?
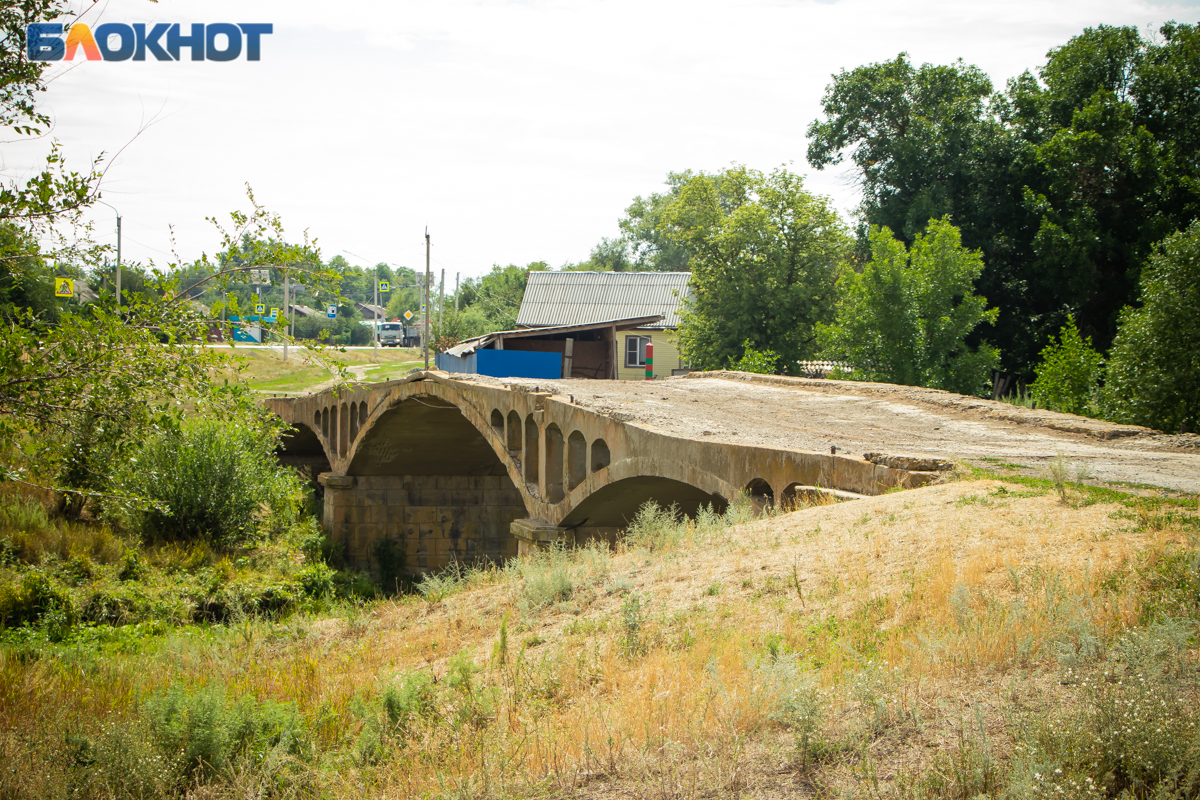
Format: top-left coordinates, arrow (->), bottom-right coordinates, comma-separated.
5,0 -> 1198,283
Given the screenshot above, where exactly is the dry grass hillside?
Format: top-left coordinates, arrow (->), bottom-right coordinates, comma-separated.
2,473 -> 1197,799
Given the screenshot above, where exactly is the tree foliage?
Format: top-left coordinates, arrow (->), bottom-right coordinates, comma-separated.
1100,221 -> 1200,433
1029,315 -> 1103,417
818,219 -> 1000,396
661,165 -> 850,373
807,24 -> 1200,377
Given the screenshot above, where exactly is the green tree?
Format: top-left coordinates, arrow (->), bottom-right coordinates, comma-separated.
459,262 -> 547,331
1029,315 -> 1103,416
1101,222 -> 1200,433
807,24 -> 1200,378
818,219 -> 1000,396
661,165 -> 850,373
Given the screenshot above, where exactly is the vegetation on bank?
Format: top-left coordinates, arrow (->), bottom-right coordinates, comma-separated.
1,468 -> 1197,799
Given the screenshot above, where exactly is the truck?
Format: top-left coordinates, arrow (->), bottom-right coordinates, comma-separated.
378,322 -> 422,347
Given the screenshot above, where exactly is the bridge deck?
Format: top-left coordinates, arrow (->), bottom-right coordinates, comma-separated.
467,372 -> 1199,494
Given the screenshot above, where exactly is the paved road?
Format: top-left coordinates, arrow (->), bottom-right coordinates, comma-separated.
472,371 -> 1200,494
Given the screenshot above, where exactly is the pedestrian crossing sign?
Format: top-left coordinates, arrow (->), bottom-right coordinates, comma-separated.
379,280 -> 390,292
254,302 -> 266,315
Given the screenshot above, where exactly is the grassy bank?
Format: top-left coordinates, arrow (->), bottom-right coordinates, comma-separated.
1,473 -> 1197,798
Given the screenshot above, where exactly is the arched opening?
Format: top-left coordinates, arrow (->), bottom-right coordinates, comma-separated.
490,408 -> 504,434
339,403 -> 349,457
591,438 -> 610,473
350,403 -> 360,441
524,415 -> 539,487
334,394 -> 527,581
321,407 -> 329,439
330,405 -> 339,455
780,483 -> 839,512
559,476 -> 728,540
359,401 -> 368,429
567,431 -> 587,491
745,478 -> 774,515
545,424 -> 565,503
506,410 -> 521,453
275,423 -> 331,515
313,410 -> 321,431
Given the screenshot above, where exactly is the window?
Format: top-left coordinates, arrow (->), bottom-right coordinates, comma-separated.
625,335 -> 651,367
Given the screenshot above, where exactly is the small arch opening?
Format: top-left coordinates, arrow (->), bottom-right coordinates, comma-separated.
545,424 -> 565,503
349,402 -> 360,441
490,408 -> 504,434
780,483 -> 839,512
567,431 -> 587,491
359,401 -> 368,428
524,415 -> 540,487
313,410 -> 321,431
339,403 -> 349,457
590,438 -> 610,473
321,407 -> 329,439
506,410 -> 521,453
330,405 -> 339,454
745,478 -> 774,516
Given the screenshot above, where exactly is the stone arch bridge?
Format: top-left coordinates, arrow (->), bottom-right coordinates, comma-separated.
265,372 -> 936,577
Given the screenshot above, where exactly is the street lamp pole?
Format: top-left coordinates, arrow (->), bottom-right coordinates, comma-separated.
97,200 -> 121,306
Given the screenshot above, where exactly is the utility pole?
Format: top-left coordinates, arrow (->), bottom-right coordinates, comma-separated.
283,269 -> 289,361
424,229 -> 431,369
98,201 -> 121,306
438,268 -> 445,340
373,262 -> 379,356
454,272 -> 460,312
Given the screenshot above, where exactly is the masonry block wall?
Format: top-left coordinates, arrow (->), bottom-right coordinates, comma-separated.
322,475 -> 525,575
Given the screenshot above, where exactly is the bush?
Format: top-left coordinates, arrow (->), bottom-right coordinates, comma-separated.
142,684 -> 305,783
1030,315 -> 1103,417
112,419 -> 300,548
0,569 -> 76,633
730,339 -> 781,374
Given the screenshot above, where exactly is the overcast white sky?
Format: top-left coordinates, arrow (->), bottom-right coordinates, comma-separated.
4,0 -> 1197,281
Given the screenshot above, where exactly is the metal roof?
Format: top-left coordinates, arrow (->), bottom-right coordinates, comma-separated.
445,315 -> 663,357
515,271 -> 691,330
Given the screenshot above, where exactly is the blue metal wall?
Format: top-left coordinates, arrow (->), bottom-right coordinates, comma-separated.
436,349 -> 562,379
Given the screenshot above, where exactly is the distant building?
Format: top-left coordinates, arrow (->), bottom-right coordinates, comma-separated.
356,302 -> 387,319
516,271 -> 691,380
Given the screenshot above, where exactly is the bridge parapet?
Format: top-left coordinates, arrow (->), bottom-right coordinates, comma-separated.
266,372 -> 936,576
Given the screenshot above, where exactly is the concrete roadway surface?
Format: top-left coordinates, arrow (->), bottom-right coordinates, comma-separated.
475,371 -> 1200,495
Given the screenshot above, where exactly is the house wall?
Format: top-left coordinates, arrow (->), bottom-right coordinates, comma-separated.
616,328 -> 684,381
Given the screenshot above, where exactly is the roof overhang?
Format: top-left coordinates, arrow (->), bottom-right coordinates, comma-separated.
446,315 -> 664,357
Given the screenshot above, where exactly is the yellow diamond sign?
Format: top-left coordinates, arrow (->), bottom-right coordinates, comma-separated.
403,310 -> 413,320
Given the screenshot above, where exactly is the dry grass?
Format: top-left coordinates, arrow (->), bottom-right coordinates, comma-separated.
1,479 -> 1196,799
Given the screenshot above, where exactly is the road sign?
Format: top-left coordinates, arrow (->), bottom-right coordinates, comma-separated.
326,304 -> 337,319
269,307 -> 279,321
254,302 -> 266,315
54,277 -> 74,297
403,310 -> 413,321
379,280 -> 390,292
420,303 -> 427,314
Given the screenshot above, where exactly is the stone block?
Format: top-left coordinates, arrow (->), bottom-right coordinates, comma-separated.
483,475 -> 503,490
483,489 -> 512,506
451,489 -> 482,506
355,523 -> 380,546
437,475 -> 468,490
386,489 -> 411,506
422,490 -> 449,506
405,506 -> 437,524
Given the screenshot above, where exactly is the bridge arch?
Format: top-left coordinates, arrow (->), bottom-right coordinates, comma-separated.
328,383 -> 531,576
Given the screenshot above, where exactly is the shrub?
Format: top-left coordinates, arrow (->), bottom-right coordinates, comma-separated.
1030,315 -> 1103,417
730,339 -> 781,374
0,569 -> 76,632
142,684 -> 305,784
113,419 -> 300,548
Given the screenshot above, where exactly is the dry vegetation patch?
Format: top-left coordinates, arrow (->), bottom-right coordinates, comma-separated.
2,478 -> 1197,799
